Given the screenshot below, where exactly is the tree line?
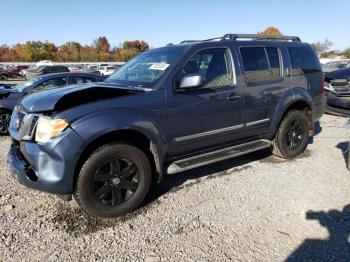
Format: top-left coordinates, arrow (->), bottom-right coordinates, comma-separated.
1,28 -> 349,62
0,36 -> 150,62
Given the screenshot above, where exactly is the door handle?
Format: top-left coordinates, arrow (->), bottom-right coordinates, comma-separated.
227,94 -> 241,102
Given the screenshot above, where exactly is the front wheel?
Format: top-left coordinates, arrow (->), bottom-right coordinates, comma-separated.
0,75 -> 7,81
272,110 -> 309,159
74,143 -> 152,218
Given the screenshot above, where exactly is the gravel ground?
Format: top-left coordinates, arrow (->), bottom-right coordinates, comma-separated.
1,114 -> 350,261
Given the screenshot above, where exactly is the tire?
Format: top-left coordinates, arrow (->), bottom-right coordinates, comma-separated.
74,142 -> 152,218
0,75 -> 7,81
272,110 -> 309,159
0,110 -> 11,135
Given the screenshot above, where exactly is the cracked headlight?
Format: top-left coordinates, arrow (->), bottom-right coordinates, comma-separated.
35,116 -> 69,143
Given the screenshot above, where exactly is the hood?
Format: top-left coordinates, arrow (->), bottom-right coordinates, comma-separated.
19,82 -> 149,113
325,68 -> 350,81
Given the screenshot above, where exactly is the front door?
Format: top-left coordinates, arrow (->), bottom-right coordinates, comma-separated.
166,47 -> 245,156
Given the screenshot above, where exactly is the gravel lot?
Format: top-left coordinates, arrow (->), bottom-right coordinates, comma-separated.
1,114 -> 350,261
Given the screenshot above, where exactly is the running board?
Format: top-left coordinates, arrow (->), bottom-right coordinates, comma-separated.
167,139 -> 272,174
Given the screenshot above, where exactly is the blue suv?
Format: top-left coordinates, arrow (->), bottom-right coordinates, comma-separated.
7,34 -> 325,217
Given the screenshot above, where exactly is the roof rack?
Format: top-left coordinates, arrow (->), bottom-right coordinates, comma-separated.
180,34 -> 301,44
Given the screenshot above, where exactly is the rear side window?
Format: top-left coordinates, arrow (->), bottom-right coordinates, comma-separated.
288,46 -> 321,75
240,47 -> 281,84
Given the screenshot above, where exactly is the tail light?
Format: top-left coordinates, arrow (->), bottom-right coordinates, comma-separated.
322,76 -> 325,96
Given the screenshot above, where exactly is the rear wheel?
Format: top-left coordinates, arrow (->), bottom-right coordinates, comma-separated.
0,110 -> 11,135
74,143 -> 152,218
272,110 -> 309,159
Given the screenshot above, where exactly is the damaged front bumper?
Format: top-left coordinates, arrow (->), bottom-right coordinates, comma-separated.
7,127 -> 85,200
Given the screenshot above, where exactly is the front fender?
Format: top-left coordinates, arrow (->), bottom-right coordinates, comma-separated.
70,108 -> 167,174
269,87 -> 313,135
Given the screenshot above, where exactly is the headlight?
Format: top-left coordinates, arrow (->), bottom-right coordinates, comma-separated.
35,116 -> 69,143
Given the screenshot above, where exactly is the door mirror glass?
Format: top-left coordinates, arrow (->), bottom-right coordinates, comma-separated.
179,74 -> 204,89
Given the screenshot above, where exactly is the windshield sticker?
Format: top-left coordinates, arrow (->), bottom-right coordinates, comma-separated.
149,63 -> 170,71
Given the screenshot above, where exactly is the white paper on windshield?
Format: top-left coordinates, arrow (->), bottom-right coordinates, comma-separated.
149,63 -> 170,71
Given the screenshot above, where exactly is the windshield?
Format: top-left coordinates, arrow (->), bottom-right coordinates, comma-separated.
14,76 -> 45,92
105,47 -> 186,87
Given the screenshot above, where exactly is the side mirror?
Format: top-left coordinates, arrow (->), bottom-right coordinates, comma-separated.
179,74 -> 204,90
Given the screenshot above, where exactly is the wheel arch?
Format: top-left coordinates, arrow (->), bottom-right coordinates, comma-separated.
73,128 -> 163,191
270,88 -> 313,136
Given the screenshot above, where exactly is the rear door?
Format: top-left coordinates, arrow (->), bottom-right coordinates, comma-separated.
237,44 -> 289,137
166,47 -> 245,155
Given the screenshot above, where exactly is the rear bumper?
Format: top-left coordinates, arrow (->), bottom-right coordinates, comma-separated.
313,98 -> 326,122
7,128 -> 85,196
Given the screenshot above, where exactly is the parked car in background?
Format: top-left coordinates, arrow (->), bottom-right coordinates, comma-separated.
322,60 -> 350,73
0,72 -> 105,134
0,66 -> 28,81
25,65 -> 70,79
324,68 -> 350,115
7,34 -> 324,218
68,65 -> 82,72
113,64 -> 123,71
98,66 -> 115,76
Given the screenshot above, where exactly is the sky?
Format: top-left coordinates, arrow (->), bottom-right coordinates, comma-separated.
1,0 -> 349,50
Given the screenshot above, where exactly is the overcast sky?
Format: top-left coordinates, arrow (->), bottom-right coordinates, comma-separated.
1,0 -> 349,50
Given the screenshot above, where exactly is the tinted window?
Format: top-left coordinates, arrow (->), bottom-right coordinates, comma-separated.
182,48 -> 233,88
240,47 -> 270,83
240,47 -> 282,83
68,76 -> 97,84
288,45 -> 321,75
36,76 -> 67,91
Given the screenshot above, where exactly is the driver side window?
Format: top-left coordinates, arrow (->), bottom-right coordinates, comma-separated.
182,48 -> 233,88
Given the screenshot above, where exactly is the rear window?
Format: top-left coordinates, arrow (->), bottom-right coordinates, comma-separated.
288,45 -> 321,75
240,47 -> 281,84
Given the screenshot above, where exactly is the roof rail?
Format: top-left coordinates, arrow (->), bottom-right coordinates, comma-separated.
180,34 -> 301,44
222,34 -> 301,42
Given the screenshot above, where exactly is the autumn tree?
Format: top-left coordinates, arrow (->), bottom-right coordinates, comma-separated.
94,36 -> 111,61
258,27 -> 282,36
57,41 -> 81,62
0,37 -> 149,62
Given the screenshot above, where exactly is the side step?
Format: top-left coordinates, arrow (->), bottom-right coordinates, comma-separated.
167,139 -> 272,174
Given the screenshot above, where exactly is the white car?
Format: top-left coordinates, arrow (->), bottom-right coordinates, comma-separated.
98,66 -> 115,76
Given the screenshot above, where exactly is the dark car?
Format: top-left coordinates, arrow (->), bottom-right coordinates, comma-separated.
8,34 -> 325,218
25,65 -> 70,80
0,66 -> 29,81
324,68 -> 350,115
0,72 -> 105,134
322,60 -> 350,73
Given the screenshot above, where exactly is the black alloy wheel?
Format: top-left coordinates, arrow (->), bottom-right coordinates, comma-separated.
92,158 -> 140,206
285,119 -> 306,151
272,110 -> 309,159
74,143 -> 152,218
0,111 -> 11,135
